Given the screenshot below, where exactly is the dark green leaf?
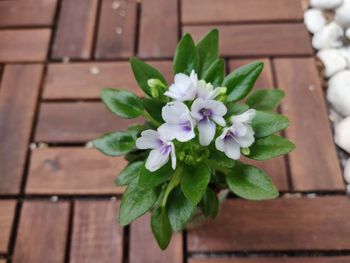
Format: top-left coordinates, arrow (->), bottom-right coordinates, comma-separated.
151,206 -> 172,250
142,98 -> 165,123
207,146 -> 236,171
93,131 -> 135,157
101,88 -> 143,118
200,188 -> 219,219
127,124 -> 144,139
130,57 -> 168,97
181,163 -> 211,204
139,162 -> 173,190
226,103 -> 250,117
247,89 -> 285,111
248,135 -> 295,160
115,161 -> 143,186
252,111 -> 289,138
202,58 -> 225,87
196,29 -> 219,78
226,163 -> 278,200
173,34 -> 199,75
223,62 -> 264,102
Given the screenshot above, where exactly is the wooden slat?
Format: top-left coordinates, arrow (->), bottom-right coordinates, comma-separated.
0,201 -> 16,254
35,102 -> 143,143
0,0 -> 57,27
26,148 -> 125,195
189,257 -> 350,263
0,30 -> 51,62
129,213 -> 183,263
184,24 -> 313,57
52,0 -> 98,60
13,201 -> 70,263
43,61 -> 173,100
95,0 -> 137,59
0,65 -> 43,194
182,0 -> 303,24
138,0 -> 178,58
188,196 -> 350,252
70,201 -> 123,263
274,58 -> 343,191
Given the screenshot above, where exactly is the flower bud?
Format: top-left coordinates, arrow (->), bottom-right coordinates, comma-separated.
241,147 -> 250,155
147,78 -> 167,99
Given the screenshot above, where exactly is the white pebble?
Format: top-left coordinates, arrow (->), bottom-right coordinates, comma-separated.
334,116 -> 350,154
310,0 -> 344,9
90,66 -> 100,75
344,158 -> 350,183
304,9 -> 327,33
327,70 -> 350,116
312,22 -> 344,50
317,49 -> 347,77
51,196 -> 59,202
334,0 -> 350,28
116,26 -> 122,34
29,143 -> 37,150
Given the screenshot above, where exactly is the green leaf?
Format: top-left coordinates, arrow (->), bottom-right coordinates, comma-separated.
101,88 -> 143,119
142,98 -> 165,123
130,57 -> 168,97
226,163 -> 278,200
118,179 -> 159,226
207,146 -> 236,172
93,131 -> 135,157
181,163 -> 211,204
167,187 -> 196,231
248,135 -> 295,160
200,188 -> 219,219
151,206 -> 172,250
173,34 -> 199,75
223,61 -> 264,102
202,58 -> 225,87
252,111 -> 289,138
196,29 -> 219,78
226,103 -> 250,117
138,162 -> 173,190
127,124 -> 145,139
247,89 -> 285,111
115,161 -> 143,186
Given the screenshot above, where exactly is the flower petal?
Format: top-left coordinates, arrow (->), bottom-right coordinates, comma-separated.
231,109 -> 256,124
224,139 -> 241,160
236,126 -> 255,147
198,119 -> 216,146
212,115 -> 226,127
136,130 -> 160,149
158,121 -> 195,142
162,101 -> 190,124
203,100 -> 227,116
145,148 -> 170,172
191,98 -> 207,120
170,143 -> 176,170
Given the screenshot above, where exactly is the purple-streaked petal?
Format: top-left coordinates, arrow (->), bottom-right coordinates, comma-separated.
136,130 -> 160,149
158,121 -> 195,142
198,119 -> 216,146
145,148 -> 170,172
202,100 -> 227,116
231,109 -> 256,124
191,98 -> 207,120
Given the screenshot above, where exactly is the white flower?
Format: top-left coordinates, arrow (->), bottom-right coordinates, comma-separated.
191,98 -> 227,146
136,130 -> 176,172
196,80 -> 223,100
158,101 -> 195,142
215,109 -> 256,160
164,70 -> 198,101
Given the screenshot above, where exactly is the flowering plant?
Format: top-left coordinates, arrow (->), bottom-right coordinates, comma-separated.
93,29 -> 295,249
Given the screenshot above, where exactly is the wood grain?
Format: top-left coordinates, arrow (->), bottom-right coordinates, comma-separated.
43,61 -> 173,99
95,0 -> 137,59
35,102 -> 143,143
182,0 -> 303,24
26,148 -> 125,195
70,201 -> 123,263
129,213 -> 183,263
274,58 -> 344,191
0,0 -> 57,27
188,196 -> 350,252
189,257 -> 350,263
0,65 -> 43,194
184,24 -> 313,57
0,30 -> 51,62
12,201 -> 70,263
138,0 -> 178,58
0,201 -> 16,254
52,0 -> 98,60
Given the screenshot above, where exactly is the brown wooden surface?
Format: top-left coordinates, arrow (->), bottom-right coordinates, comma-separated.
43,61 -> 173,99
188,196 -> 350,252
0,0 -> 57,27
184,24 -> 313,56
182,0 -> 303,24
95,0 -> 137,59
13,201 -> 70,263
138,0 -> 178,58
70,201 -> 123,263
0,65 -> 43,194
274,58 -> 344,191
26,148 -> 125,195
189,257 -> 350,263
0,30 -> 51,62
52,0 -> 98,60
0,201 -> 16,254
129,213 -> 183,263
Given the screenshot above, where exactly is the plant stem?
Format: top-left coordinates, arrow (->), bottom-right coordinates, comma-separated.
161,165 -> 183,207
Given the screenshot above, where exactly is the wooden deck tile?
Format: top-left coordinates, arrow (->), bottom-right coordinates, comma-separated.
138,0 -> 178,58
0,201 -> 16,254
43,61 -> 172,100
188,196 -> 350,252
95,0 -> 137,59
182,0 -> 303,24
0,65 -> 43,194
274,58 -> 344,191
35,102 -> 143,143
129,213 -> 183,263
26,148 -> 125,195
52,0 -> 98,60
184,24 -> 313,57
189,257 -> 350,263
70,201 -> 123,263
0,0 -> 57,27
13,201 -> 70,263
0,30 -> 51,62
